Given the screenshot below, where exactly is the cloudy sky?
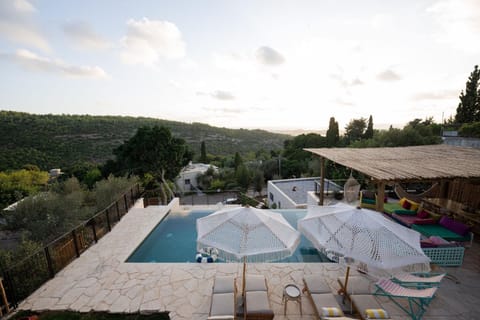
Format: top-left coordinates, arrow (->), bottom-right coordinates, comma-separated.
0,0 -> 479,131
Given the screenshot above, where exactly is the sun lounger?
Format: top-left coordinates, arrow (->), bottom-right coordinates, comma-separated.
208,275 -> 237,320
374,278 -> 437,320
244,275 -> 274,320
303,275 -> 353,320
337,276 -> 392,320
392,272 -> 446,288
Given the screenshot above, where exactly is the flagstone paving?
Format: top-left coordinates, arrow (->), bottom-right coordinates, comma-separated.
19,199 -> 480,320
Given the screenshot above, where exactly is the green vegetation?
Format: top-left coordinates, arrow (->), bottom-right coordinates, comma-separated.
2,175 -> 138,244
458,121 -> 480,138
455,65 -> 480,124
0,168 -> 49,209
0,111 -> 288,171
11,311 -> 170,320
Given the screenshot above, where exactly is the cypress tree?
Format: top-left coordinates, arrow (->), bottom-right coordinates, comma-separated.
364,115 -> 374,139
455,65 -> 480,124
326,117 -> 339,147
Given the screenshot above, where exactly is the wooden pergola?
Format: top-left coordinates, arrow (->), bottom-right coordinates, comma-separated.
306,144 -> 480,211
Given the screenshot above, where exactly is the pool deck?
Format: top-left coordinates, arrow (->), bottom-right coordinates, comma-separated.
19,199 -> 480,320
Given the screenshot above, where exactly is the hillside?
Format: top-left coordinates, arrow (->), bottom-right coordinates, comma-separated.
0,111 -> 290,171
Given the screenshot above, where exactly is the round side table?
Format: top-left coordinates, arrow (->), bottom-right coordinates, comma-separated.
282,283 -> 302,315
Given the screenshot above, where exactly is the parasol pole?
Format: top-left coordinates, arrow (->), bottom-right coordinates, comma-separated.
242,256 -> 247,320
343,265 -> 350,294
242,256 -> 246,299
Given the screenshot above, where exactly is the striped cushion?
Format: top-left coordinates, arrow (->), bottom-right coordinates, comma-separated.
365,308 -> 389,319
321,307 -> 343,317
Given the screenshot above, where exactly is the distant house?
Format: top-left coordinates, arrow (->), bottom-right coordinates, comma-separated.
49,168 -> 64,182
175,162 -> 218,193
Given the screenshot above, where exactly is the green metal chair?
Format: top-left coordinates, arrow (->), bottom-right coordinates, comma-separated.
374,278 -> 437,320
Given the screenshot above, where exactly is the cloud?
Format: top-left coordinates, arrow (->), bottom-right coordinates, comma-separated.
334,98 -> 355,106
255,46 -> 285,66
3,49 -> 108,78
377,69 -> 401,81
12,0 -> 35,13
203,106 -> 244,114
427,0 -> 480,53
331,73 -> 364,87
120,18 -> 186,65
211,90 -> 235,100
0,0 -> 50,52
63,21 -> 111,51
411,90 -> 458,101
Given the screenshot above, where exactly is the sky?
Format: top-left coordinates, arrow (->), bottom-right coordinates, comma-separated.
0,0 -> 479,132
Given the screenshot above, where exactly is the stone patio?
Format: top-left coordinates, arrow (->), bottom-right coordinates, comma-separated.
18,199 -> 480,320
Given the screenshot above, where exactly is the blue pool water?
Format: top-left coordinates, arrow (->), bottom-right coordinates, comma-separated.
127,209 -> 331,263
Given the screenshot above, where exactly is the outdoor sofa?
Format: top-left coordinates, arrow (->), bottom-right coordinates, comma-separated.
412,215 -> 472,243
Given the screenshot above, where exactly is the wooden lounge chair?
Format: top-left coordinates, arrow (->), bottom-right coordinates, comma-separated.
208,275 -> 237,320
392,272 -> 446,288
374,278 -> 437,320
244,275 -> 274,320
337,276 -> 392,320
303,275 -> 353,320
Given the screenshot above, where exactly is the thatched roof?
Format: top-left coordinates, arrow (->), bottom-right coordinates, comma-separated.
305,145 -> 480,182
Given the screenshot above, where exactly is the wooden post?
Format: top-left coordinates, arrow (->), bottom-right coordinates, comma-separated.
0,278 -> 10,315
439,179 -> 449,198
115,201 -> 121,220
71,230 -> 80,258
376,181 -> 386,212
105,209 -> 111,232
91,219 -> 98,243
44,247 -> 55,278
123,194 -> 129,213
320,157 -> 325,205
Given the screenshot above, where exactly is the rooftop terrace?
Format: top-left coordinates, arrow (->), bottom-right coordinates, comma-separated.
18,199 -> 480,320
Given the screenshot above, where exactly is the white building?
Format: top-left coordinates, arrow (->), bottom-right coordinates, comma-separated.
267,177 -> 342,209
175,162 -> 218,193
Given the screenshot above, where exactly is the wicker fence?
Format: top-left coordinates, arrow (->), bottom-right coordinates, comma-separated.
0,184 -> 141,314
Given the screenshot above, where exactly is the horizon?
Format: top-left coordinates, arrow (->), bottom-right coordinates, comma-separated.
1,1 -> 478,131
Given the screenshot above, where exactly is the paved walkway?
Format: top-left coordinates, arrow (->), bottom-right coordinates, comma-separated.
19,200 -> 480,319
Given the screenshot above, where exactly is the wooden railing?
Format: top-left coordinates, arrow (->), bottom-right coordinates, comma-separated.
0,184 -> 142,313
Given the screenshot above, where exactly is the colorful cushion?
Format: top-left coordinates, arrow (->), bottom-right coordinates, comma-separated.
321,307 -> 344,317
412,224 -> 471,242
365,308 -> 390,319
417,210 -> 429,218
439,216 -> 471,236
393,209 -> 417,215
413,218 -> 436,225
402,200 -> 411,210
409,200 -> 420,211
362,198 -> 376,205
399,197 -> 407,206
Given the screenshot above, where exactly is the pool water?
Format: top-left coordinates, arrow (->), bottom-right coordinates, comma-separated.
127,209 -> 331,263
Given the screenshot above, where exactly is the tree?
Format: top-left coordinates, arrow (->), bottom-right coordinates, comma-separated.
111,126 -> 192,181
326,117 -> 340,147
234,152 -> 243,172
235,165 -> 250,191
252,170 -> 264,195
344,118 -> 367,144
110,126 -> 192,202
200,141 -> 207,163
364,115 -> 374,139
455,65 -> 480,124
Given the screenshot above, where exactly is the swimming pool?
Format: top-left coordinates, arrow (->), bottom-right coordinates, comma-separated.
127,209 -> 331,263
